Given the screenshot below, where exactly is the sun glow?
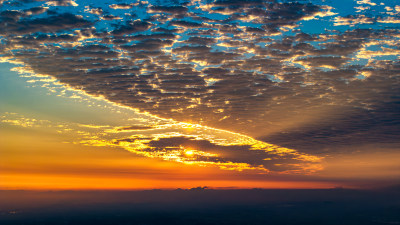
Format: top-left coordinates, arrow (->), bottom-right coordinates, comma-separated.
184,150 -> 195,157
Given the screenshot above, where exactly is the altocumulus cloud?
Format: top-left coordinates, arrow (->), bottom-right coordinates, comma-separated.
0,0 -> 399,164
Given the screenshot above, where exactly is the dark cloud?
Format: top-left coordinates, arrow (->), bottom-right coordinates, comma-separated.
101,15 -> 121,20
0,12 -> 92,35
296,56 -> 349,68
114,135 -> 319,173
170,20 -> 203,28
121,39 -> 173,51
263,99 -> 400,154
111,20 -> 152,35
129,33 -> 177,40
109,3 -> 132,9
184,36 -> 217,45
116,125 -> 154,131
23,6 -> 48,15
149,6 -> 188,14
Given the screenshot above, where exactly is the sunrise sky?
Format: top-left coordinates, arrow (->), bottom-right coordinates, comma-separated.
0,0 -> 399,190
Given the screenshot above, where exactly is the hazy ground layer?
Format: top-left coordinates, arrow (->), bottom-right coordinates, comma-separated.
1,188 -> 399,225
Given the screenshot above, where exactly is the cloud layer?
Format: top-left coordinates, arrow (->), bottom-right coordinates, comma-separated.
0,112 -> 322,173
1,0 -> 399,158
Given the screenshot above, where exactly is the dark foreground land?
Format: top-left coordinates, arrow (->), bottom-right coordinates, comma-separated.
1,188 -> 400,225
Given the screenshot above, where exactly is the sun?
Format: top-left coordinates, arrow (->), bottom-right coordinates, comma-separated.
185,150 -> 195,157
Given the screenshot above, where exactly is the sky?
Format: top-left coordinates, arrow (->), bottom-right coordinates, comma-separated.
0,0 -> 399,190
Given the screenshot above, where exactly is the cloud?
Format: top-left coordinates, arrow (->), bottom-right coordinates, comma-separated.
377,17 -> 400,24
111,20 -> 152,35
302,5 -> 337,21
46,0 -> 78,7
0,112 -> 322,174
149,6 -> 188,14
109,3 -> 133,10
0,0 -> 399,162
132,135 -> 320,173
334,15 -> 375,26
23,6 -> 48,16
357,0 -> 376,6
295,56 -> 349,68
85,6 -> 103,15
0,12 -> 92,35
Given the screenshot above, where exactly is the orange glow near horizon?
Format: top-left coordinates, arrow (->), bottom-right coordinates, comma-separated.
0,128 -> 334,190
